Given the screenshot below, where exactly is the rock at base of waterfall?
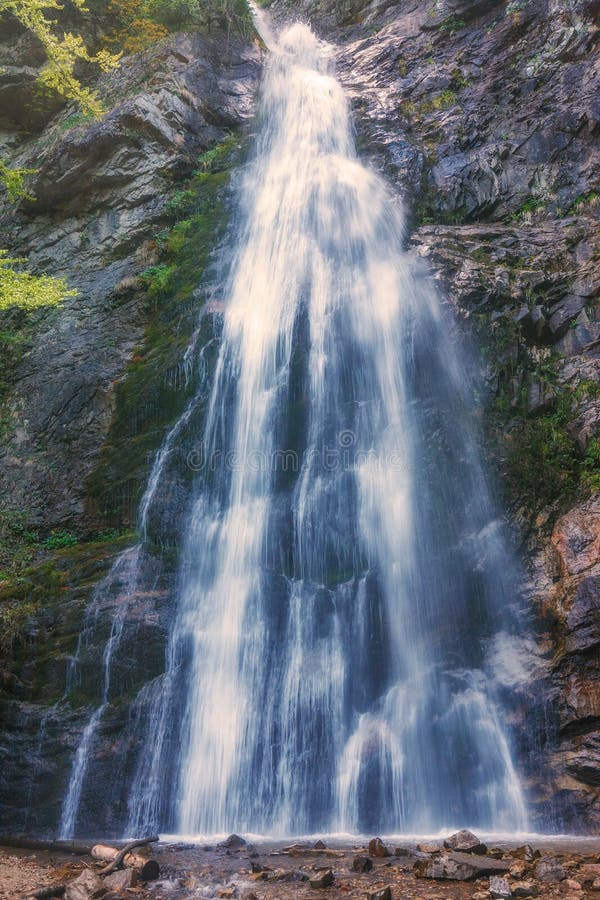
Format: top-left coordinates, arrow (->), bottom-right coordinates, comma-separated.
579,864 -> 600,885
490,875 -> 512,899
313,839 -> 327,849
512,845 -> 541,863
512,881 -> 539,897
104,868 -> 138,890
219,834 -> 247,849
65,870 -> 107,900
352,855 -> 373,872
443,829 -> 487,854
534,857 -> 566,882
564,879 -> 583,892
414,851 -> 511,881
368,887 -> 392,900
509,861 -> 528,879
368,838 -> 390,858
309,869 -> 335,888
416,842 -> 442,854
394,847 -> 410,857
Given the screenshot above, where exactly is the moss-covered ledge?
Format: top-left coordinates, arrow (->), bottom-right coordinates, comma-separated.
86,134 -> 244,529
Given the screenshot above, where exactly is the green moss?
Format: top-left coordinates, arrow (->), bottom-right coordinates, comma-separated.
87,134 -> 241,526
503,395 -> 581,509
511,196 -> 547,222
0,531 -> 135,676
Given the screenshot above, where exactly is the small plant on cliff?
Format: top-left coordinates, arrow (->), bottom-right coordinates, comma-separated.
438,15 -> 466,34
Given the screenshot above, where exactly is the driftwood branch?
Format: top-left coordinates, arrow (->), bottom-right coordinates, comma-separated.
96,835 -> 159,877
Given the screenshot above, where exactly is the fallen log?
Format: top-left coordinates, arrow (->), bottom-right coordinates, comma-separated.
92,836 -> 160,880
0,836 -> 94,855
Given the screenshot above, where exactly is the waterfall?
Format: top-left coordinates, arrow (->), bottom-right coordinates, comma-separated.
58,17 -> 531,838
126,20 -> 528,835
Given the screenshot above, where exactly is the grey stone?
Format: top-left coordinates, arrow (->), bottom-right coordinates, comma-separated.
309,869 -> 335,888
489,876 -> 512,899
534,857 -> 566,883
64,870 -> 107,900
443,829 -> 487,854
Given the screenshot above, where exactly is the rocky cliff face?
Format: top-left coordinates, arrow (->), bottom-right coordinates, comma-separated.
0,0 -> 599,833
0,18 -> 262,832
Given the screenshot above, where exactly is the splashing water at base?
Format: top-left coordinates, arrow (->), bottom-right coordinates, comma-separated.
122,21 -> 530,835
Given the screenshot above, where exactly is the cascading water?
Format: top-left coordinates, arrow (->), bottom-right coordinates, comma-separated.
126,20 -> 528,835
56,16 -> 533,838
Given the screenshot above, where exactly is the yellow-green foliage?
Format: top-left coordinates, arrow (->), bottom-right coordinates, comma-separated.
0,160 -> 36,202
1,0 -> 120,117
105,0 -> 169,54
0,250 -> 77,311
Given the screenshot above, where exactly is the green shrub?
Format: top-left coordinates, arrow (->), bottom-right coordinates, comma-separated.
42,530 -> 78,549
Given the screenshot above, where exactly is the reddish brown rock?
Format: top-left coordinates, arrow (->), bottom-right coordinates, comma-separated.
552,501 -> 600,578
368,838 -> 390,859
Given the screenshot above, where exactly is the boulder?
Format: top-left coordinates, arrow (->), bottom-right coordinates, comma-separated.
368,838 -> 389,858
219,834 -> 246,849
443,830 -> 487,854
352,856 -> 373,872
65,870 -> 107,900
534,857 -> 565,883
509,861 -> 528,879
309,870 -> 335,888
313,840 -> 327,849
416,842 -> 442,854
414,851 -> 511,881
103,869 -> 138,890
